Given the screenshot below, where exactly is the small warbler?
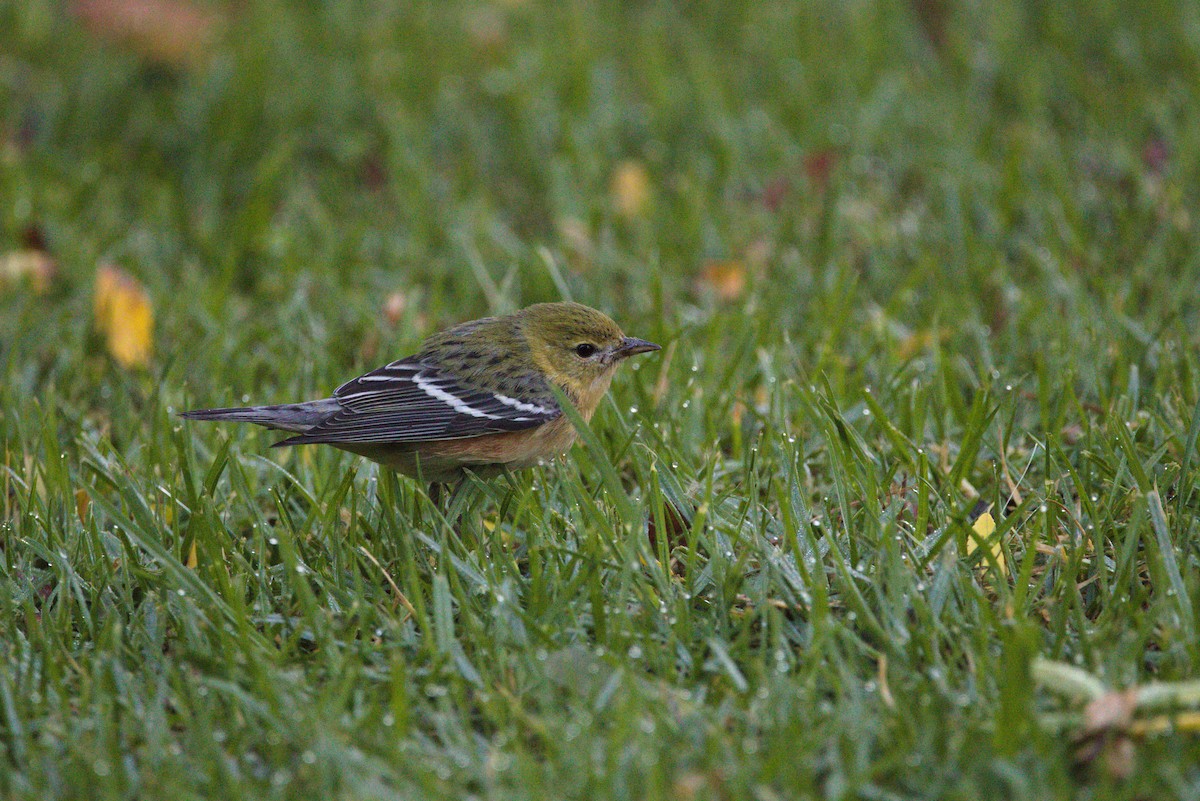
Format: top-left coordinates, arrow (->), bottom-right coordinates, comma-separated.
183,302 -> 660,483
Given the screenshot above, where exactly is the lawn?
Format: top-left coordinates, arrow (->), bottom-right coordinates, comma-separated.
3,1 -> 1200,798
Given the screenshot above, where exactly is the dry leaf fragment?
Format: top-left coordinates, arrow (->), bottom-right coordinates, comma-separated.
94,264 -> 154,368
185,539 -> 198,569
1075,689 -> 1139,779
610,160 -> 651,219
696,259 -> 747,302
0,250 -> 57,294
383,291 -> 408,326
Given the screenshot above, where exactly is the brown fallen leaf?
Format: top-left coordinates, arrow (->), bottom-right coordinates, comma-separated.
71,0 -> 221,67
610,160 -> 651,219
696,259 -> 747,303
909,0 -> 949,52
647,494 -> 692,558
465,5 -> 508,54
803,148 -> 839,192
1143,137 -> 1169,176
760,176 -> 791,211
94,264 -> 154,369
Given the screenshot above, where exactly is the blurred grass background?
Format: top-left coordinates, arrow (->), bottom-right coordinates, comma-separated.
3,1 -> 1200,798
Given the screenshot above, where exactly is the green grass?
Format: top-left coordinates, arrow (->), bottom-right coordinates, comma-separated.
4,0 -> 1200,797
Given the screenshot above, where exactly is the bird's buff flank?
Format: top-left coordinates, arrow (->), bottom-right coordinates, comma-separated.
182,302 -> 660,483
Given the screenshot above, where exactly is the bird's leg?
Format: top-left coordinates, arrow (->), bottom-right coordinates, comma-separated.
427,481 -> 448,510
444,478 -> 474,525
426,479 -> 472,529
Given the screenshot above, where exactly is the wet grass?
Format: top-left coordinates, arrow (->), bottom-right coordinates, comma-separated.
3,1 -> 1200,798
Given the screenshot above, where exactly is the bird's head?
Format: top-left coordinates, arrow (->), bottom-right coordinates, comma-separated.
519,302 -> 660,410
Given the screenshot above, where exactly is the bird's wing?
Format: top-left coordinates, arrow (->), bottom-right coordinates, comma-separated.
275,358 -> 560,446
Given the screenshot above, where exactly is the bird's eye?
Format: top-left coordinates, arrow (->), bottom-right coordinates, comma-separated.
574,343 -> 598,358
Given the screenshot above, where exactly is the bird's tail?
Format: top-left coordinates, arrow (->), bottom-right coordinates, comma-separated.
180,399 -> 340,434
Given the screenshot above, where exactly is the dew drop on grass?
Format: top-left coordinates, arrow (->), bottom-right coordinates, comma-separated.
629,406 -> 639,414
93,760 -> 111,777
176,589 -> 186,597
682,400 -> 690,409
382,713 -> 395,727
241,394 -> 250,403
301,751 -> 316,764
862,408 -> 871,417
627,644 -> 643,659
269,537 -> 278,545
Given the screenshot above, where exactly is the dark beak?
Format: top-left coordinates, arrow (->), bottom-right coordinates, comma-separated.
614,337 -> 661,359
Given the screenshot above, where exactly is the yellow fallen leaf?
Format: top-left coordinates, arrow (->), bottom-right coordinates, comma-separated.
610,160 -> 651,219
0,250 -> 57,294
74,488 -> 91,524
697,259 -> 747,302
94,264 -> 154,369
185,539 -> 198,569
966,510 -> 1007,574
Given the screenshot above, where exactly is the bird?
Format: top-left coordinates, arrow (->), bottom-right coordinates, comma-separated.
182,302 -> 660,486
